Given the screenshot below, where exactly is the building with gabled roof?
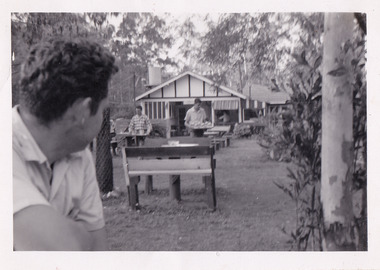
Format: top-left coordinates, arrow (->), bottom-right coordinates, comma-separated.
242,83 -> 291,119
135,71 -> 248,137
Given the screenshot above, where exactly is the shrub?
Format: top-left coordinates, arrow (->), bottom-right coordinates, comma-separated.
233,123 -> 252,138
257,113 -> 292,162
258,48 -> 324,250
150,123 -> 167,138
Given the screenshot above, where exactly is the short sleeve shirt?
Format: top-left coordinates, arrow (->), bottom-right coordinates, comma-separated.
129,114 -> 152,132
13,106 -> 105,231
184,106 -> 207,125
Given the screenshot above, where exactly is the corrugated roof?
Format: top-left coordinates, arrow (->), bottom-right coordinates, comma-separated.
243,84 -> 290,104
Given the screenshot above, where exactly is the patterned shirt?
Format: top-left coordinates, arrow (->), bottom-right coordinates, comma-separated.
129,114 -> 152,132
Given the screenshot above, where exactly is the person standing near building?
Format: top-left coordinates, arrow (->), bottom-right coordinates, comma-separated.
218,110 -> 231,125
13,37 -> 118,251
128,105 -> 152,145
184,98 -> 208,137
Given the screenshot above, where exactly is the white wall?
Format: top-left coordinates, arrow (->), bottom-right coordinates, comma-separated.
176,76 -> 189,97
190,76 -> 203,96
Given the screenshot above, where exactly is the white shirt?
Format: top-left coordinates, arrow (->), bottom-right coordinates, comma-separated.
13,106 -> 105,231
184,106 -> 207,125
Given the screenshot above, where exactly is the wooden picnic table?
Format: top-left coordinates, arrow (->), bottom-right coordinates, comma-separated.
114,133 -> 148,147
122,136 -> 216,210
206,125 -> 231,137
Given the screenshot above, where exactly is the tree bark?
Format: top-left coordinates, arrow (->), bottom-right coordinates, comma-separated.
96,107 -> 114,194
321,13 -> 356,251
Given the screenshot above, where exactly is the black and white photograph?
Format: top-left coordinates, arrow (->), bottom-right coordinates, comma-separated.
1,0 -> 380,269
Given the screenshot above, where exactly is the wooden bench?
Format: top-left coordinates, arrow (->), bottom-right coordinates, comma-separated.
211,137 -> 227,148
222,134 -> 234,147
203,131 -> 219,137
122,145 -> 217,210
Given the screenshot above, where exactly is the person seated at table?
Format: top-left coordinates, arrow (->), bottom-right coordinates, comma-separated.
128,105 -> 152,145
184,98 -> 208,137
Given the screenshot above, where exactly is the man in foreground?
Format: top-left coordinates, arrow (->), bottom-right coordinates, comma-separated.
13,37 -> 118,250
184,98 -> 208,137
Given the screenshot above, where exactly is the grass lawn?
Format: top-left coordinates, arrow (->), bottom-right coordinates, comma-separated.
102,137 -> 297,251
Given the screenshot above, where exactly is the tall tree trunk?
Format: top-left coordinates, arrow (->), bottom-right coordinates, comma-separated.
96,107 -> 114,194
321,13 -> 356,251
238,61 -> 243,92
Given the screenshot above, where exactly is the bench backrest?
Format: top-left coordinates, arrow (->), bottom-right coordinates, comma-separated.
124,145 -> 212,158
122,146 -> 215,182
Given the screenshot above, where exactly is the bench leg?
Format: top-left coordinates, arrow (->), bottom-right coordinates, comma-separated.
169,175 -> 181,201
128,176 -> 140,210
204,175 -> 216,210
144,175 -> 153,194
111,142 -> 118,155
220,140 -> 225,148
212,142 -> 220,151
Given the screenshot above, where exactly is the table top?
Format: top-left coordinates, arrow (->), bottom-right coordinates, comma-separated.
162,143 -> 199,147
117,133 -> 147,137
192,127 -> 209,130
124,143 -> 212,157
143,137 -> 211,147
207,126 -> 231,132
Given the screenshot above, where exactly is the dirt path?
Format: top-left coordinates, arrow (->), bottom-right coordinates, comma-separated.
103,138 -> 296,251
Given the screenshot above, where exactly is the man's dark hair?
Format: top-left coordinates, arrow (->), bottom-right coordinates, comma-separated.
194,98 -> 202,104
19,37 -> 118,125
136,105 -> 143,110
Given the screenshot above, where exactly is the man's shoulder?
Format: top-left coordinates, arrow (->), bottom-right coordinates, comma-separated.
187,107 -> 196,113
198,107 -> 206,115
131,114 -> 139,121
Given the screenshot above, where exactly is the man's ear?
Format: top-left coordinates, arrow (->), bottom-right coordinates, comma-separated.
68,97 -> 92,126
81,97 -> 93,119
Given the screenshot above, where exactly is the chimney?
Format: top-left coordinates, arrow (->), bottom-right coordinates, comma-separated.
148,66 -> 162,87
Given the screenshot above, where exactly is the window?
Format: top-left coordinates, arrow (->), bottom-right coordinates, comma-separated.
153,102 -> 157,119
144,101 -> 169,120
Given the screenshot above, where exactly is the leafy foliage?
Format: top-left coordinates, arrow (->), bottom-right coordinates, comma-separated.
257,115 -> 292,162
233,123 -> 252,138
11,13 -> 179,119
11,13 -> 115,106
196,13 -> 324,93
258,14 -> 366,251
257,13 -> 324,250
349,21 -> 367,250
273,53 -> 323,251
107,13 -> 179,118
198,13 -> 276,89
114,13 -> 175,68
